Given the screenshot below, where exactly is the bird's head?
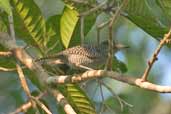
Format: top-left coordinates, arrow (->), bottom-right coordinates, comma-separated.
100,41 -> 128,52
115,43 -> 129,50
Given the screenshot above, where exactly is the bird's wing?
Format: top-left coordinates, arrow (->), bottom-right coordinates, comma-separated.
59,45 -> 102,59
36,44 -> 103,62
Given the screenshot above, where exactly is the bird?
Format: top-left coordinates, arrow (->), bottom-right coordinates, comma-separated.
36,41 -> 128,70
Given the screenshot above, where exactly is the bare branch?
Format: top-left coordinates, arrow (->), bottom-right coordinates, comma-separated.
0,66 -> 26,72
105,0 -> 129,70
16,64 -> 32,96
79,0 -> 107,17
69,0 -> 89,5
0,67 -> 16,72
96,20 -> 110,45
0,51 -> 12,56
47,70 -> 171,93
80,16 -> 84,45
0,32 -> 74,114
165,39 -> 171,44
9,93 -> 45,114
16,63 -> 38,112
0,32 -> 49,87
100,81 -> 133,111
8,13 -> 16,42
31,96 -> 52,114
50,89 -> 77,114
141,28 -> 171,81
46,40 -> 60,54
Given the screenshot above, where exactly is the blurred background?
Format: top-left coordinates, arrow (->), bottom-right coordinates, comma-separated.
84,14 -> 171,114
0,0 -> 171,114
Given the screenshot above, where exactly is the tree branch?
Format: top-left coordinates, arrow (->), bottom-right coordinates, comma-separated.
79,0 -> 107,16
31,96 -> 52,114
50,89 -> 77,114
0,32 -> 76,114
0,32 -> 48,88
16,63 -> 39,113
80,16 -> 84,45
141,28 -> 171,81
9,93 -> 45,114
105,0 -> 129,70
0,51 -> 12,56
0,67 -> 16,72
96,20 -> 110,45
8,13 -> 16,42
47,70 -> 171,93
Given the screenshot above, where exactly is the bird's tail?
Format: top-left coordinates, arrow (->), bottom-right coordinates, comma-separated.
35,54 -> 67,69
35,53 -> 61,62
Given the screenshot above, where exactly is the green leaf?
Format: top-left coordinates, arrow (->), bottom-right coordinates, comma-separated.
112,56 -> 127,73
11,0 -> 53,52
46,15 -> 64,53
66,84 -> 96,114
125,0 -> 170,39
70,13 -> 97,46
60,5 -> 79,48
156,0 -> 171,21
0,0 -> 12,15
0,17 -> 7,32
84,14 -> 97,36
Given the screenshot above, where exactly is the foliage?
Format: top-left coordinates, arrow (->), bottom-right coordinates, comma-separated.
125,0 -> 170,39
60,5 -> 79,48
11,0 -> 55,52
0,0 -> 171,114
66,84 -> 96,114
0,0 -> 12,15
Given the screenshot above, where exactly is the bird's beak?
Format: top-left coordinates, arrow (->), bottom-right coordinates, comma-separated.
115,44 -> 129,49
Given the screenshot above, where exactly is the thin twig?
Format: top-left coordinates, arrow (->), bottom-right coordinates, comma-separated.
70,0 -> 123,15
0,51 -> 12,56
9,93 -> 45,114
98,79 -> 105,114
101,81 -> 133,110
96,28 -> 100,45
105,0 -> 129,70
96,20 -> 111,45
46,40 -> 60,54
141,28 -> 171,81
106,25 -> 114,70
0,66 -> 26,72
98,79 -> 117,114
16,63 -> 38,113
102,103 -> 115,113
80,16 -> 85,45
91,82 -> 100,100
69,0 -> 89,4
8,13 -> 16,42
79,0 -> 107,16
0,67 -> 16,72
101,81 -> 123,110
31,96 -> 52,114
16,63 -> 32,97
